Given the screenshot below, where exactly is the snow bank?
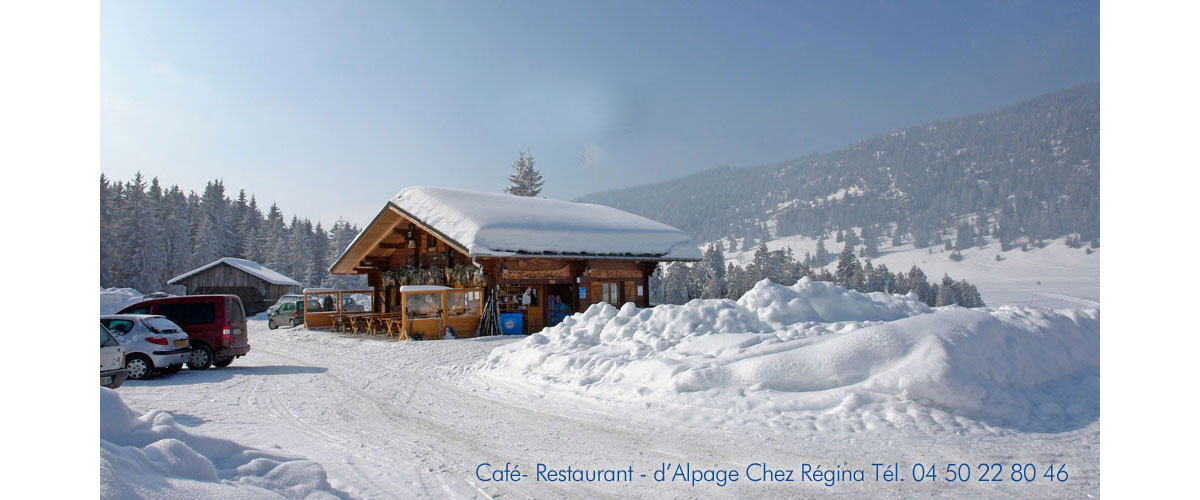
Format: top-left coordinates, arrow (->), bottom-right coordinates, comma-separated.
101,288 -> 145,315
737,278 -> 932,327
101,388 -> 345,499
481,279 -> 1099,433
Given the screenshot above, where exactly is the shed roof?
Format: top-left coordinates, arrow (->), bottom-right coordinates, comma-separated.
168,258 -> 302,286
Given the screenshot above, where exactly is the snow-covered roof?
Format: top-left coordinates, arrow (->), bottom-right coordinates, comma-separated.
387,187 -> 703,260
168,258 -> 302,286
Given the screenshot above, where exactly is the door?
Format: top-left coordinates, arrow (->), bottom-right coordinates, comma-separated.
525,286 -> 544,333
600,282 -> 622,306
100,326 -> 123,371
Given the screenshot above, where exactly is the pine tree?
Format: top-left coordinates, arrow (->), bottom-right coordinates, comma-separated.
161,185 -> 191,286
262,203 -> 287,272
700,242 -> 727,299
844,228 -> 861,248
814,236 -> 830,266
906,265 -> 932,305
504,149 -> 544,197
115,173 -> 165,292
309,222 -> 331,286
100,175 -> 118,287
749,243 -> 771,283
239,195 -> 263,263
661,261 -> 691,304
725,262 -> 750,300
954,279 -> 985,307
935,275 -> 957,306
834,243 -> 860,290
862,231 -> 880,258
287,217 -> 313,285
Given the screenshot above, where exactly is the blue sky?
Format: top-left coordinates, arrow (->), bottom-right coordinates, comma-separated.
101,1 -> 1099,226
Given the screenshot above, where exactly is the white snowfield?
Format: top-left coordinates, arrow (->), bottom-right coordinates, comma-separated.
390,186 -> 703,260
101,388 -> 346,499
110,279 -> 1099,498
724,234 -> 1100,308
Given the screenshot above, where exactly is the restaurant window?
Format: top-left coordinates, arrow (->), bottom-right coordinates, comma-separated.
306,293 -> 337,313
601,282 -> 621,306
405,293 -> 441,318
447,290 -> 481,317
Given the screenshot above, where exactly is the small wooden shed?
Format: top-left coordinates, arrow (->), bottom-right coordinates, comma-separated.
168,258 -> 302,315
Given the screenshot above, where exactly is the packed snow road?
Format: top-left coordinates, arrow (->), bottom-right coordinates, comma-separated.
115,318 -> 1098,498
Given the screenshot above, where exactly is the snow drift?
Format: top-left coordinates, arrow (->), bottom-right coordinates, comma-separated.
101,388 -> 346,499
481,278 -> 1099,433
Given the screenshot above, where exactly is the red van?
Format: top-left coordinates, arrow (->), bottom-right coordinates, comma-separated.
117,295 -> 250,370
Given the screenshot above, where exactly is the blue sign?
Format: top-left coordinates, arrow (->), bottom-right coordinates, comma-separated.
579,287 -> 587,299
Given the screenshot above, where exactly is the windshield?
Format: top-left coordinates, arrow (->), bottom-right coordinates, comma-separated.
142,317 -> 183,334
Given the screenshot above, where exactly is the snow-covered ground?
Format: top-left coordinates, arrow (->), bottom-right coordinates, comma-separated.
101,388 -> 346,499
110,284 -> 1099,498
724,235 -> 1099,308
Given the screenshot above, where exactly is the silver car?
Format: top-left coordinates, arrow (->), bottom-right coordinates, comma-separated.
100,314 -> 191,380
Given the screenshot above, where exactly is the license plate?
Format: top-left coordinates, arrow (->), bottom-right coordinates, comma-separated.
101,376 -> 112,385
175,339 -> 187,347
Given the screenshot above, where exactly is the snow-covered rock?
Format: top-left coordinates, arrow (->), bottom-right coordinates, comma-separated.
481,279 -> 1099,433
101,388 -> 345,499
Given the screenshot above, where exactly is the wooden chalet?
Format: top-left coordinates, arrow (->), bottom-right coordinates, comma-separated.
329,186 -> 702,337
168,258 -> 301,315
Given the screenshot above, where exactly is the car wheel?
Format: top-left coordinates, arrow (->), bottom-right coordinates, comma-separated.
290,318 -> 300,328
213,357 -> 234,368
162,364 -> 183,374
268,319 -> 277,330
125,354 -> 154,380
187,345 -> 214,370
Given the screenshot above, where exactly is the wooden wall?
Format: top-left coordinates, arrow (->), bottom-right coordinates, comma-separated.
178,263 -> 300,313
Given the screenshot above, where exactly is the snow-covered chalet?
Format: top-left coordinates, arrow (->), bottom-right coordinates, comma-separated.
329,186 -> 702,335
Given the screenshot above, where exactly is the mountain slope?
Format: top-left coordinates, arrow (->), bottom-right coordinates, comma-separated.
578,84 -> 1099,247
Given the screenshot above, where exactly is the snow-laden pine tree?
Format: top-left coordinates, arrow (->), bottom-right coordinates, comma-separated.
189,181 -> 231,268
261,203 -> 288,273
161,185 -> 191,287
834,244 -> 860,290
309,222 -> 330,286
699,242 -> 726,299
100,175 -> 118,287
239,195 -> 263,263
287,216 -> 313,285
935,275 -> 958,306
661,261 -> 691,305
504,150 -> 544,197
813,237 -> 830,266
723,263 -> 743,300
115,173 -> 166,293
748,243 -> 770,282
